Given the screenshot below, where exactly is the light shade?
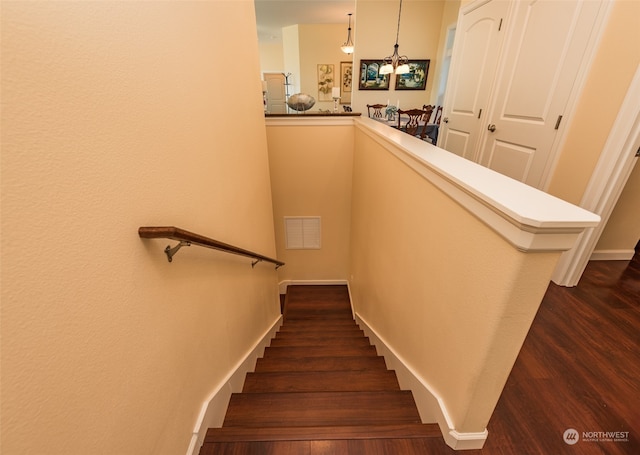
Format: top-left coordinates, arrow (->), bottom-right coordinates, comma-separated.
395,63 -> 410,75
379,64 -> 394,75
341,44 -> 355,54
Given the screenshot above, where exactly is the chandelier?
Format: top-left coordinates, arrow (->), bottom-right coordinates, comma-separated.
380,0 -> 410,75
340,13 -> 354,54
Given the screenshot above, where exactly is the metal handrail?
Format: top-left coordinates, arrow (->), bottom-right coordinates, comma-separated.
138,226 -> 284,269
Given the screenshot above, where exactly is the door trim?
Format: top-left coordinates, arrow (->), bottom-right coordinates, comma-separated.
539,0 -> 614,190
551,63 -> 640,286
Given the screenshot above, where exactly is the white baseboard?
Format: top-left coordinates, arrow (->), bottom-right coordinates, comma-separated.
590,249 -> 636,261
185,315 -> 282,455
278,279 -> 349,295
355,312 -> 488,451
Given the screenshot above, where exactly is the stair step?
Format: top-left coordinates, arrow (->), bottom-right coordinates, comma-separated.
285,301 -> 352,310
223,391 -> 422,427
262,345 -> 378,359
278,321 -> 359,331
242,370 -> 400,393
284,312 -> 354,322
275,328 -> 365,339
285,284 -> 350,302
204,423 -> 442,443
200,438 -> 450,455
269,336 -> 371,348
255,355 -> 388,372
286,297 -> 351,307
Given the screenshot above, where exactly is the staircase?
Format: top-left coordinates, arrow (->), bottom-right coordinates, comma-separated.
199,285 -> 446,454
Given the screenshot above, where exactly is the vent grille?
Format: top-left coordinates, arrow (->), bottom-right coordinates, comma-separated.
284,217 -> 321,249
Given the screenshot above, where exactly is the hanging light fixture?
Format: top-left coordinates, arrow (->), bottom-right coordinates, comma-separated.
380,0 -> 410,75
340,13 -> 355,54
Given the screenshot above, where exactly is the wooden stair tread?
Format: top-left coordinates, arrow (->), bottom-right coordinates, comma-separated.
277,322 -> 359,331
204,423 -> 442,442
223,391 -> 421,427
285,304 -> 352,312
287,300 -> 351,312
275,329 -> 365,338
243,370 -> 400,393
269,336 -> 371,347
254,355 -> 388,372
262,345 -> 378,359
284,314 -> 354,322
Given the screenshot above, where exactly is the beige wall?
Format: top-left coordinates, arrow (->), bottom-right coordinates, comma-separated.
547,0 -> 640,252
282,24 -> 302,94
266,122 -> 354,284
259,41 -> 285,74
349,126 -> 561,433
351,0 -> 446,114
1,2 -> 279,454
430,0 -> 462,106
298,24 -> 355,111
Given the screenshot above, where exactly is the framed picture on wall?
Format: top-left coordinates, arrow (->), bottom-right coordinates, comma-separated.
395,60 -> 430,90
358,60 -> 390,90
340,61 -> 353,104
317,64 -> 335,101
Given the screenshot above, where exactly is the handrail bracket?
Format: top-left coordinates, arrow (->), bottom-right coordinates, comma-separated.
164,241 -> 191,263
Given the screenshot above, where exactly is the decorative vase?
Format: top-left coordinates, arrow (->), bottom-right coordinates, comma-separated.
287,93 -> 316,112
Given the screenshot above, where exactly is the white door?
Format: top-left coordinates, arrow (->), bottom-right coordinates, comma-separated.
439,0 -> 511,159
264,72 -> 287,114
478,0 -> 605,188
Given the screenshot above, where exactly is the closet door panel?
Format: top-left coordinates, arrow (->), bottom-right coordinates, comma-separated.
479,0 -> 604,188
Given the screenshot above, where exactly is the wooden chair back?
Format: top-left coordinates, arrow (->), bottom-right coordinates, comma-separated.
420,105 -> 435,140
422,105 -> 435,124
397,109 -> 427,136
367,104 -> 386,119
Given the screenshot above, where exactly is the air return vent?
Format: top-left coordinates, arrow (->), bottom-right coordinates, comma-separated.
284,217 -> 321,249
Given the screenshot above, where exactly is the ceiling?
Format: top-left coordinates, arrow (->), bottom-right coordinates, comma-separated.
255,0 -> 356,42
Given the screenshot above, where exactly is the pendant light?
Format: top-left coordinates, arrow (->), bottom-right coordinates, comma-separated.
380,0 -> 410,75
340,13 -> 355,54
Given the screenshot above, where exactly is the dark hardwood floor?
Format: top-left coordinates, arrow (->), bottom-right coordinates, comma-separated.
473,248 -> 640,455
201,249 -> 638,454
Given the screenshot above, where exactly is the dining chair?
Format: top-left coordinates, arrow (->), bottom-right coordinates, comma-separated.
396,109 -> 427,137
422,105 -> 435,124
420,105 -> 435,140
433,105 -> 443,125
367,104 -> 386,119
